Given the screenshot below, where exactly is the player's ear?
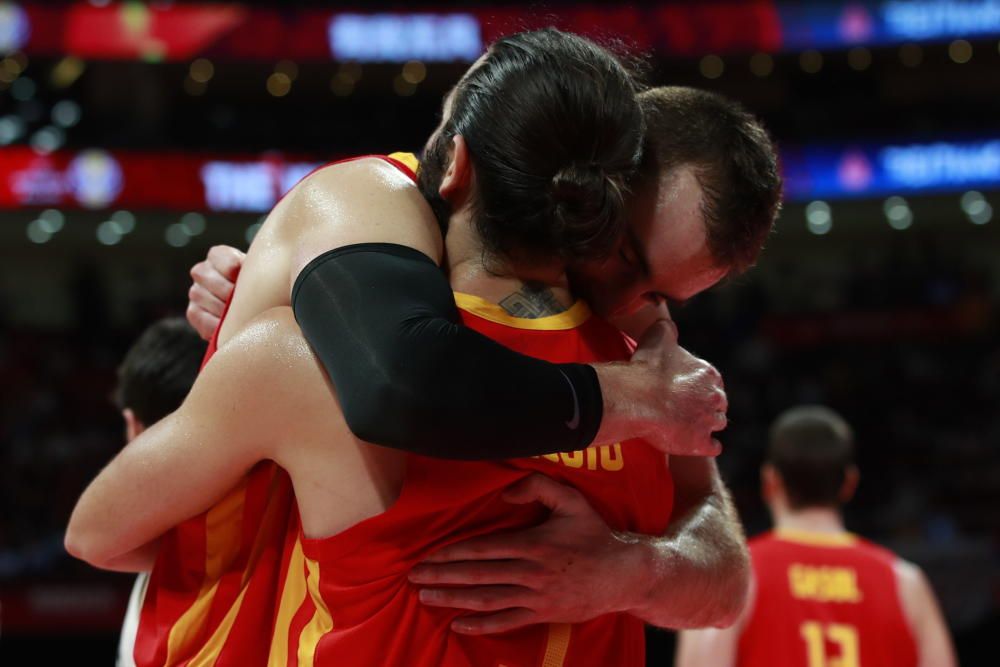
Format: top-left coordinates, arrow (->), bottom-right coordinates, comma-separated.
760,464 -> 779,502
839,465 -> 859,504
123,408 -> 146,443
439,134 -> 473,203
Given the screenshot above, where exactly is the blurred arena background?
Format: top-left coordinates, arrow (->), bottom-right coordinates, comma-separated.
0,0 -> 997,664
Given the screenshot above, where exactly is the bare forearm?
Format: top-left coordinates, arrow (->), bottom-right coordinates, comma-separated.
99,539 -> 160,573
625,479 -> 749,629
592,362 -> 651,446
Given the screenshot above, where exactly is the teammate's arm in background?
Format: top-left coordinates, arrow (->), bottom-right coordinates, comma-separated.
189,161 -> 726,459
896,559 -> 959,667
673,574 -> 752,667
66,309 -> 319,570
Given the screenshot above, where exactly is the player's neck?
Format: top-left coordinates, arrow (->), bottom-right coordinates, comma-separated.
445,211 -> 575,317
772,505 -> 847,535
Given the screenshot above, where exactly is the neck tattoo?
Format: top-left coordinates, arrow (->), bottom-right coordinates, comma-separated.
498,284 -> 569,319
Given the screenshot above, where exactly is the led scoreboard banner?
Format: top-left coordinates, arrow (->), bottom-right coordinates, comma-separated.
2,1 -> 1000,63
782,138 -> 1000,200
0,146 -> 322,212
0,135 -> 997,212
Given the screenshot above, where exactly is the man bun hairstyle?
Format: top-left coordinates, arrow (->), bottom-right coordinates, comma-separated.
427,28 -> 645,263
638,86 -> 782,273
767,405 -> 856,510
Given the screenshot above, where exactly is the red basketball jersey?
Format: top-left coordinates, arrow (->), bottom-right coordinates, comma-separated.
274,293 -> 675,667
134,153 -> 421,667
737,530 -> 918,667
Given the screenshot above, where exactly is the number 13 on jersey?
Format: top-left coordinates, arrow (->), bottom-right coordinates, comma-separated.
800,621 -> 859,667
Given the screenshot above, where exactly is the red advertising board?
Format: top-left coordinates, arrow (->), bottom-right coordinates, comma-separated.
0,146 -> 325,212
0,2 -> 782,63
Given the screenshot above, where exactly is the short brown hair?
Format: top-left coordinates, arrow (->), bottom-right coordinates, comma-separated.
767,406 -> 855,509
638,86 -> 782,273
115,318 -> 205,426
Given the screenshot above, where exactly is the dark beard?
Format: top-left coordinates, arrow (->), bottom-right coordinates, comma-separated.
416,133 -> 453,235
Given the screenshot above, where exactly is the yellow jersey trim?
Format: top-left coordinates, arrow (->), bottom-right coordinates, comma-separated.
297,556 -> 335,667
453,291 -> 591,331
387,151 -> 420,175
774,529 -> 857,548
541,623 -> 572,667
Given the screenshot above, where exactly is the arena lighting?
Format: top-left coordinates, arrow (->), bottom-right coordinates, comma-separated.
847,47 -> 872,70
969,203 -> 993,224
805,201 -> 832,235
30,126 -> 64,154
749,53 -> 773,77
699,55 -> 724,79
331,61 -> 361,97
0,2 -> 29,52
401,60 -> 426,85
50,57 -> 86,89
109,210 -> 135,234
200,159 -> 321,212
883,195 -> 913,230
165,223 -> 190,247
96,219 -> 123,246
330,73 -> 353,97
880,0 -> 1000,41
340,62 -> 362,82
189,58 -> 214,84
183,76 -> 206,96
0,114 -> 25,144
948,39 -> 973,63
10,75 -> 34,101
180,212 -> 206,236
26,218 -> 52,244
960,190 -> 993,224
266,72 -> 291,97
799,50 -> 823,73
328,13 -> 482,63
38,208 -> 65,234
275,60 -> 298,82
0,55 -> 24,83
51,100 -> 81,128
392,74 -> 416,96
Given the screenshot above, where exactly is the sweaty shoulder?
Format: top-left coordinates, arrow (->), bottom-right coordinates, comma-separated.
216,157 -> 442,346
276,157 -> 444,280
204,307 -> 333,421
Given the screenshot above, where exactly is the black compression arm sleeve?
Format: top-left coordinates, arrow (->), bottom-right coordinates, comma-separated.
291,243 -> 603,460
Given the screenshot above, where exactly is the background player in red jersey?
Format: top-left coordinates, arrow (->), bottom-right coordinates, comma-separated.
676,405 -> 958,667
109,318 -> 204,667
